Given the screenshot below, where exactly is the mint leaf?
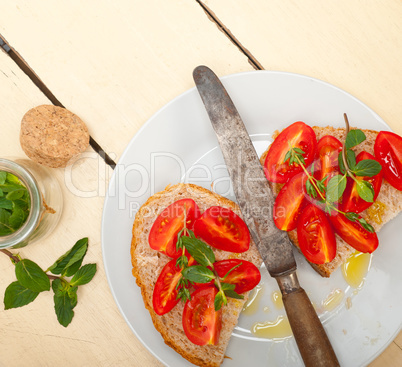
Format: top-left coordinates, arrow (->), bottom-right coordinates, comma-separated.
214,291 -> 225,311
68,286 -> 78,308
0,208 -> 12,235
8,205 -> 25,229
52,279 -> 75,327
220,282 -> 235,291
6,189 -> 25,201
352,160 -> 382,177
306,179 -> 317,198
6,173 -> 21,184
223,289 -> 244,300
358,217 -> 375,233
356,180 -> 375,203
345,212 -> 359,221
70,264 -> 97,286
181,237 -> 215,267
48,238 -> 88,275
182,265 -> 215,284
0,198 -> 13,210
0,171 -> 6,185
326,175 -> 347,203
4,281 -> 39,309
0,183 -> 23,193
345,129 -> 366,149
338,149 -> 356,174
15,259 -> 50,292
62,242 -> 88,277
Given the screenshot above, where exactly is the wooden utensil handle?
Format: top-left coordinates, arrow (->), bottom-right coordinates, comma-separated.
282,287 -> 340,367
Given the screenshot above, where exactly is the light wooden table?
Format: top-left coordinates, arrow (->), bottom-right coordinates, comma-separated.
0,1 -> 401,366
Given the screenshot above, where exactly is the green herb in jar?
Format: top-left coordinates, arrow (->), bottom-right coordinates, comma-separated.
0,171 -> 31,236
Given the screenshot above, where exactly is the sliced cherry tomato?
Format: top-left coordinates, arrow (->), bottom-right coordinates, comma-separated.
296,204 -> 336,264
273,171 -> 308,231
340,151 -> 383,213
152,259 -> 183,315
182,286 -> 222,346
374,131 -> 402,190
193,206 -> 250,253
329,213 -> 378,253
264,121 -> 317,183
214,259 -> 261,293
149,198 -> 201,258
314,135 -> 342,184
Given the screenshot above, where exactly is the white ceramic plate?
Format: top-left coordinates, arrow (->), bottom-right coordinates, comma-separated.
101,70 -> 402,367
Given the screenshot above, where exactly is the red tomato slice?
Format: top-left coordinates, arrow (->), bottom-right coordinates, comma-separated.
314,135 -> 342,184
152,259 -> 183,315
149,198 -> 201,258
193,206 -> 250,253
374,131 -> 402,190
153,256 -> 196,315
273,171 -> 308,231
214,259 -> 261,293
297,204 -> 336,264
182,286 -> 222,346
329,213 -> 378,253
340,151 -> 383,213
264,121 -> 317,183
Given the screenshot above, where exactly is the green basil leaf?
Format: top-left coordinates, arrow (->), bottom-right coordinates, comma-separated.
70,264 -> 97,286
0,171 -> 7,185
345,129 -> 366,149
48,238 -> 88,275
352,159 -> 382,177
326,175 -> 347,203
182,265 -> 215,284
4,281 -> 39,309
0,187 -> 3,197
181,237 -> 215,267
356,180 -> 375,203
224,289 -> 244,300
15,259 -> 50,292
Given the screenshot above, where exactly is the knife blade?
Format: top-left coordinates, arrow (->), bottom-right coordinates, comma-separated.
193,65 -> 340,367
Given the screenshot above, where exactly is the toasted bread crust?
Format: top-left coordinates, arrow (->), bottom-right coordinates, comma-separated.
131,184 -> 262,367
260,125 -> 402,277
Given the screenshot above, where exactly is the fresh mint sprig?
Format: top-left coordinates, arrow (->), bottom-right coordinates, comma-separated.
0,171 -> 31,236
1,237 -> 96,327
181,236 -> 244,311
284,114 -> 379,232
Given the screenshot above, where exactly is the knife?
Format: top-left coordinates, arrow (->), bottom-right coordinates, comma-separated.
193,65 -> 340,367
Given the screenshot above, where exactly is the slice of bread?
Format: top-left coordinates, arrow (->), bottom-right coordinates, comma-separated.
260,126 -> 402,277
131,183 -> 263,367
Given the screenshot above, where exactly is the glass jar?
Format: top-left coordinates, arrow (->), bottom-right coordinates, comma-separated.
0,158 -> 63,249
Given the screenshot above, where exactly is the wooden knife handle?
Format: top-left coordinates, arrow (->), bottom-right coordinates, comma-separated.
278,274 -> 340,367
